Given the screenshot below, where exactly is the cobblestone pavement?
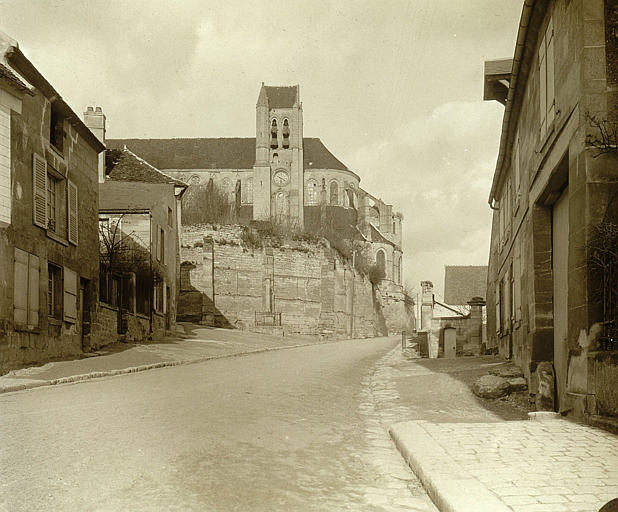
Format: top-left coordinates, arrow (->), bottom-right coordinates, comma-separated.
396,419 -> 618,512
0,336 -> 436,511
373,349 -> 618,512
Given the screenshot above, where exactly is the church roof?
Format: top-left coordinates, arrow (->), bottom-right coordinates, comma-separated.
106,137 -> 351,172
444,265 -> 488,305
264,85 -> 298,108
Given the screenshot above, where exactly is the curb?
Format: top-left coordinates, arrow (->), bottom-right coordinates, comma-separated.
389,421 -> 511,512
0,337 -> 383,395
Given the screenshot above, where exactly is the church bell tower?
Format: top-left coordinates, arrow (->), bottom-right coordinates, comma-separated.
253,83 -> 304,227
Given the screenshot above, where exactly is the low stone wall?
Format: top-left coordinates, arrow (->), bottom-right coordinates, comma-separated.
89,303 -> 119,350
179,224 -> 410,337
0,322 -> 82,374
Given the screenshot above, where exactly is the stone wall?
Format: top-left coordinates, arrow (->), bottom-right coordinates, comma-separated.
179,224 -> 411,337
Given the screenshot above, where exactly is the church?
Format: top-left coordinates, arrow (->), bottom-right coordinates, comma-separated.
105,84 -> 404,285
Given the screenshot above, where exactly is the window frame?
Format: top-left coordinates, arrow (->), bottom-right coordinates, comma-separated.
47,262 -> 62,320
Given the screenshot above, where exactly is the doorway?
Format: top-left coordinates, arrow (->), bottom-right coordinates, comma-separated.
552,188 -> 569,411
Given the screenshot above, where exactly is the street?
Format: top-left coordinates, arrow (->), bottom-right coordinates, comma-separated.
0,337 -> 436,512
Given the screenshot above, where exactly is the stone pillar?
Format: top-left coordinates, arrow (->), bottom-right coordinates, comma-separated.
420,280 -> 434,332
466,297 -> 486,355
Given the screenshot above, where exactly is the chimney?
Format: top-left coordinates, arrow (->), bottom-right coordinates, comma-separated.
83,106 -> 106,183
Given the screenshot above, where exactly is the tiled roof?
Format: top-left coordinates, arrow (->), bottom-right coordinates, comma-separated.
444,265 -> 488,305
106,137 -> 350,172
264,86 -> 297,108
105,148 -> 187,187
0,63 -> 28,92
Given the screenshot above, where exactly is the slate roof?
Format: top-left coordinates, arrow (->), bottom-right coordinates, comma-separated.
105,148 -> 187,187
264,86 -> 297,108
444,265 -> 488,305
0,63 -> 29,92
106,137 -> 351,172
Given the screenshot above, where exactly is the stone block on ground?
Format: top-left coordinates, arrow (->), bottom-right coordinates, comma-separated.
488,364 -> 524,378
472,374 -> 511,399
507,376 -> 528,392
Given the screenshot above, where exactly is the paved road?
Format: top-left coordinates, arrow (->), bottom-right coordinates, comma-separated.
0,337 -> 436,512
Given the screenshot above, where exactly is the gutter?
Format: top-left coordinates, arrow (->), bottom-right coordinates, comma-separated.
6,46 -> 105,154
488,0 -> 535,205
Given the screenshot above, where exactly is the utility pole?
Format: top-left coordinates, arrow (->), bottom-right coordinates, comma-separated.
208,236 -> 215,326
350,249 -> 356,338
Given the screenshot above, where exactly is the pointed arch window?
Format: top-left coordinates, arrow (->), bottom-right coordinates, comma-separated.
271,119 -> 278,149
376,249 -> 386,275
282,119 -> 290,148
306,180 -> 318,204
329,181 -> 339,205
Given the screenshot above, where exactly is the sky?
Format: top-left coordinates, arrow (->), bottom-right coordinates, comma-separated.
1,0 -> 522,299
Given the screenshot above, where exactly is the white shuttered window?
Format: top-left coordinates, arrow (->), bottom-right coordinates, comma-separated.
14,248 -> 40,328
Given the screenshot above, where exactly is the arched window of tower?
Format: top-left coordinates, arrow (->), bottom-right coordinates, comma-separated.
282,119 -> 290,148
271,119 -> 278,149
329,181 -> 339,206
272,153 -> 279,164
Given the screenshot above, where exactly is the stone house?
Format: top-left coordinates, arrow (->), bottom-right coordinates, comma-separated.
0,34 -> 105,372
484,0 -> 618,419
93,130 -> 187,341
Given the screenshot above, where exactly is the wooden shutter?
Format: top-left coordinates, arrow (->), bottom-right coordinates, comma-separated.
546,18 -> 555,128
67,180 -> 78,245
63,268 -> 77,323
28,253 -> 39,327
13,248 -> 28,325
495,283 -> 501,334
155,225 -> 161,261
32,154 -> 47,228
539,33 -> 547,138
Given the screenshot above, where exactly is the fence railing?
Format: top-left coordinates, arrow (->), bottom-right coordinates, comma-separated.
255,312 -> 282,327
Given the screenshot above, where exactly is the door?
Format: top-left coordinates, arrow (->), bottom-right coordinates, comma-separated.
444,328 -> 456,359
79,278 -> 91,350
166,286 -> 171,330
552,188 -> 569,411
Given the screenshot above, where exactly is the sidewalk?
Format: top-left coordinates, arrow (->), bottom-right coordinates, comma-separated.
381,354 -> 618,512
0,323 -> 328,394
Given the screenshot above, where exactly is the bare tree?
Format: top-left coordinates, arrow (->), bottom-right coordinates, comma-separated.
585,112 -> 618,158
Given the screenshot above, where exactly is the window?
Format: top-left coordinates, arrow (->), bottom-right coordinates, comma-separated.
14,248 -> 39,328
393,254 -> 401,284
47,263 -> 62,319
168,207 -> 173,227
46,174 -> 58,232
49,103 -> 64,153
513,131 -> 521,207
329,181 -> 339,205
154,280 -> 164,312
270,119 -> 278,149
306,180 -> 317,204
99,264 -> 119,307
376,250 -> 386,274
32,154 -> 78,244
159,227 -> 165,264
0,105 -> 11,224
282,119 -> 290,149
539,16 -> 555,139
